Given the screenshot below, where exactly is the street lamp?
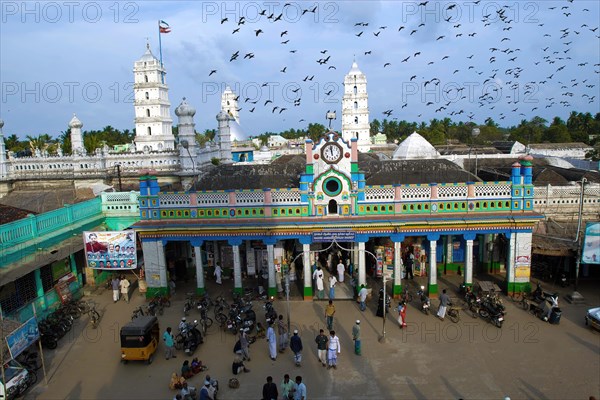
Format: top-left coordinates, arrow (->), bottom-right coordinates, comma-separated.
469,127 -> 480,176
180,139 -> 196,188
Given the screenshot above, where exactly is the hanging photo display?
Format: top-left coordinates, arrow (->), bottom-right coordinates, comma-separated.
83,230 -> 137,269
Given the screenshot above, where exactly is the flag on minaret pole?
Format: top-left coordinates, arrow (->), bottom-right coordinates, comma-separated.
159,20 -> 171,33
157,20 -> 171,83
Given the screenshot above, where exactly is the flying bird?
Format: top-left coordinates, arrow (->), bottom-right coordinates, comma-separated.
255,29 -> 263,36
209,70 -> 217,76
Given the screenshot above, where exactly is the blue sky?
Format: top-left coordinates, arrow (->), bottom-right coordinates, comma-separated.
1,1 -> 599,139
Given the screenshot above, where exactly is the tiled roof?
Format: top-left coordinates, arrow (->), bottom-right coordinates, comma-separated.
0,203 -> 36,225
0,188 -> 96,215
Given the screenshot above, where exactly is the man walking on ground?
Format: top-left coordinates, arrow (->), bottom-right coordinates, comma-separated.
336,260 -> 345,283
312,266 -> 325,299
262,376 -> 278,400
119,275 -> 130,303
280,374 -> 294,399
277,314 -> 288,353
358,285 -> 368,311
266,321 -> 277,360
111,275 -> 120,303
352,320 -> 361,356
437,288 -> 450,321
163,327 -> 176,360
315,329 -> 328,367
293,376 -> 306,400
290,330 -> 303,366
325,300 -> 336,331
328,275 -> 337,300
327,330 -> 341,369
214,262 -> 223,285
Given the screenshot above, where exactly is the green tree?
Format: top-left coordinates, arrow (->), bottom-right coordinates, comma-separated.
543,117 -> 571,142
306,123 -> 326,142
370,119 -> 381,136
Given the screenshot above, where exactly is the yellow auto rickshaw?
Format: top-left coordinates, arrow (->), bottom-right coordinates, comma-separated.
120,316 -> 159,364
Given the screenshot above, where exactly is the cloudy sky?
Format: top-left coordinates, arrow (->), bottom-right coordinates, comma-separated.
1,1 -> 599,139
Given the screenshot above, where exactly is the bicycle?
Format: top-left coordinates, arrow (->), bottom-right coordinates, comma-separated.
509,290 -> 529,311
447,302 -> 461,323
400,287 -> 413,303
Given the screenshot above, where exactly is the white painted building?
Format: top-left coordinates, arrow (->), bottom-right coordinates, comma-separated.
341,61 -> 370,151
221,86 -> 240,124
133,43 -> 175,151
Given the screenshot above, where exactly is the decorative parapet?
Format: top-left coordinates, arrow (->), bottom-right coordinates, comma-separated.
101,191 -> 139,216
142,181 -> 535,220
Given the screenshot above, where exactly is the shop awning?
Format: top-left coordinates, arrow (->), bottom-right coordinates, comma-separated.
532,234 -> 577,256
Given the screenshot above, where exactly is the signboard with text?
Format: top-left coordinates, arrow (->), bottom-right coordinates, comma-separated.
6,317 -> 39,359
582,222 -> 600,265
312,231 -> 356,242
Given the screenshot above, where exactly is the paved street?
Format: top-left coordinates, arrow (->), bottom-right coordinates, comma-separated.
26,276 -> 600,400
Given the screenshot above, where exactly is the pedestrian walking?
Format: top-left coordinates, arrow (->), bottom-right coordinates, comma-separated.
163,327 -> 176,360
397,301 -> 407,328
119,275 -> 130,303
315,329 -> 328,367
277,314 -> 288,353
358,285 -> 368,311
214,262 -> 222,285
293,376 -> 306,400
405,253 -> 414,280
328,275 -> 337,299
266,322 -> 277,360
312,266 -> 325,299
111,275 -> 120,303
239,328 -> 251,361
336,260 -> 345,282
262,376 -> 278,400
169,277 -> 177,296
437,289 -> 450,321
327,330 -> 340,369
281,374 -> 294,399
289,330 -> 303,366
352,320 -> 361,356
325,300 -> 336,331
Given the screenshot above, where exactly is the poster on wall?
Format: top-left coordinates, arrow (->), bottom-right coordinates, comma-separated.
582,222 -> 600,265
6,317 -> 40,359
83,231 -> 137,269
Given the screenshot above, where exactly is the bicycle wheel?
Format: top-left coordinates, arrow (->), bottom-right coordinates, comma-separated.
204,317 -> 213,329
449,309 -> 460,323
90,311 -> 100,328
201,320 -> 207,336
174,334 -> 184,350
215,313 -> 227,325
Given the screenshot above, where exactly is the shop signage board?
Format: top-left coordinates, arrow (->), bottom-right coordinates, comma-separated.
83,230 -> 137,269
6,317 -> 39,359
312,231 -> 355,242
582,222 -> 600,265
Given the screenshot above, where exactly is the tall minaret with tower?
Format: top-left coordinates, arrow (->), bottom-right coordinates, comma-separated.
69,113 -> 85,155
133,42 -> 175,151
221,86 -> 240,124
175,97 -> 198,172
0,119 -> 7,178
341,60 -> 370,150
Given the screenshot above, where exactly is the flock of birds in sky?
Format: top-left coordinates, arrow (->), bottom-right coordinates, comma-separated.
201,0 -> 599,127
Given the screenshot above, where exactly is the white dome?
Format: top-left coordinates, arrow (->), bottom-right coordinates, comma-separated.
139,43 -> 157,62
349,61 -> 362,75
175,97 -> 196,117
69,113 -> 83,129
392,132 -> 440,160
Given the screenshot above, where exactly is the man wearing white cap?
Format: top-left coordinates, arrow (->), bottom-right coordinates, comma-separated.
290,329 -> 303,366
352,320 -> 361,355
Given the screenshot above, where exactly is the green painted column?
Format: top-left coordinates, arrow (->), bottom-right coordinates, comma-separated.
232,243 -> 243,295
428,234 -> 440,298
302,243 -> 313,300
193,241 -> 205,296
267,243 -> 276,297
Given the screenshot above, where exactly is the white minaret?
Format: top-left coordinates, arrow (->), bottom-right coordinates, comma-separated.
342,61 -> 370,150
221,86 -> 240,124
175,97 -> 197,172
217,110 -> 233,163
133,42 -> 175,151
0,119 -> 7,178
69,113 -> 85,155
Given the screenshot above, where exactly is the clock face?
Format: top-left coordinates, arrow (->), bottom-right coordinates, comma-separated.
321,143 -> 342,164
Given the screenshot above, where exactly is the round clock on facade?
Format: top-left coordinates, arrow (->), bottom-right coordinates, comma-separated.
321,142 -> 343,164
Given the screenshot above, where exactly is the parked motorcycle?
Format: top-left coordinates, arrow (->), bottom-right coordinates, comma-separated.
417,286 -> 431,315
263,297 -> 278,325
179,320 -> 203,355
478,295 -> 505,328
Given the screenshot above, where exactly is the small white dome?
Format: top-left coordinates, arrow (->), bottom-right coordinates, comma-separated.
69,113 -> 83,129
139,43 -> 157,62
216,110 -> 230,121
175,97 -> 196,117
349,61 -> 362,75
392,132 -> 440,160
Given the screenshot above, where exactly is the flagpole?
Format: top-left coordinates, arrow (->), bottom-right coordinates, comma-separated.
158,20 -> 164,84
